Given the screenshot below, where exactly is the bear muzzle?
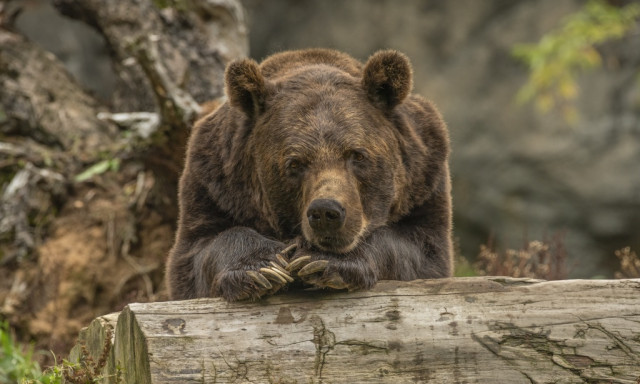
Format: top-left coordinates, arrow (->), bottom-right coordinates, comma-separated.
301,169 -> 366,253
306,198 -> 346,232
303,197 -> 365,253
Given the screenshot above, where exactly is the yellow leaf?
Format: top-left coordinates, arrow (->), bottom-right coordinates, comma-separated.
581,47 -> 602,67
536,94 -> 554,113
559,79 -> 578,100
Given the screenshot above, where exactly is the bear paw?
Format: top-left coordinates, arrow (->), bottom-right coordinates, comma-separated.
287,255 -> 375,291
217,244 -> 298,301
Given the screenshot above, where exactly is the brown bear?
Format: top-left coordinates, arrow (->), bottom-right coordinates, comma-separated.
166,48 -> 453,301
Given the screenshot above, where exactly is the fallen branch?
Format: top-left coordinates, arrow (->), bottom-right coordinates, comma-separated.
127,34 -> 202,131
72,277 -> 640,383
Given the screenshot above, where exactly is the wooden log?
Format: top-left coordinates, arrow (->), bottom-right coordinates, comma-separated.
74,277 -> 640,383
69,312 -> 119,380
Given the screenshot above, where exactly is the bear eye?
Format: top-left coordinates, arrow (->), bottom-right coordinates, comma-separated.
285,158 -> 305,175
348,150 -> 367,163
287,159 -> 300,169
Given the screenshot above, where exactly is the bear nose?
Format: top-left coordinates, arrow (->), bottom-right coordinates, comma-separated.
307,199 -> 345,232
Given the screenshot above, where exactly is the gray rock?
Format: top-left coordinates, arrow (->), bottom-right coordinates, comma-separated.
14,0 -> 639,277
242,0 -> 640,277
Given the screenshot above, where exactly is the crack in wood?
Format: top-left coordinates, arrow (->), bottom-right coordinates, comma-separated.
310,315 -> 336,381
335,339 -> 390,355
586,323 -> 640,363
202,359 -> 217,383
471,332 -> 515,362
520,371 -> 536,384
217,349 -> 252,383
473,321 -> 637,382
472,330 -> 589,382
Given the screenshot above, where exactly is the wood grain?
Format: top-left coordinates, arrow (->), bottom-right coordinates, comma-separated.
73,277 -> 640,383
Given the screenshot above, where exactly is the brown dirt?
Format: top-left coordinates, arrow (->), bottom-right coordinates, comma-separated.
1,161 -> 174,366
0,0 -> 234,369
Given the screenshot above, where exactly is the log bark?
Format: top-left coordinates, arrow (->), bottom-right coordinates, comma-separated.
69,312 -> 119,380
73,277 -> 640,384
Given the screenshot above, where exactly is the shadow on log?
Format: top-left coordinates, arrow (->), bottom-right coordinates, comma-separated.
72,277 -> 640,383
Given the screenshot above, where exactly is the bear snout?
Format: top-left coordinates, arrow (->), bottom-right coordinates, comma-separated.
306,199 -> 346,232
301,169 -> 366,253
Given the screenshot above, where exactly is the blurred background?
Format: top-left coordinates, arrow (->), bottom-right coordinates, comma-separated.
1,0 -> 639,377
240,0 -> 640,279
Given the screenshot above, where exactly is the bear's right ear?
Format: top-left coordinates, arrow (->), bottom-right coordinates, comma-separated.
225,59 -> 266,119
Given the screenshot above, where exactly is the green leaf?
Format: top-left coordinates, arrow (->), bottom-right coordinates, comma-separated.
512,0 -> 640,123
74,159 -> 121,183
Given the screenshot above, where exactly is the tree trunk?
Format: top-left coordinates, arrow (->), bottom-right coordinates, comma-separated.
73,277 -> 640,384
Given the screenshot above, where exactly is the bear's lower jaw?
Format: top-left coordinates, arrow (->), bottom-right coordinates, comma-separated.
303,218 -> 370,254
308,235 -> 360,254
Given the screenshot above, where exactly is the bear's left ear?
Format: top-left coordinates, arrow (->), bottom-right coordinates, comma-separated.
225,58 -> 267,120
362,50 -> 413,110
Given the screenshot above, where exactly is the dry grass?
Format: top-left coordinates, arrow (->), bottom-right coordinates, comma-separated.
472,232 -> 640,281
614,247 -> 640,279
473,232 -> 568,280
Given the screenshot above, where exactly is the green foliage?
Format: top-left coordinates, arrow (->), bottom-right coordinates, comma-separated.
74,158 -> 121,183
0,105 -> 7,124
152,0 -> 192,11
22,363 -> 64,384
453,254 -> 477,277
0,321 -> 120,384
513,0 -> 640,123
0,320 -> 46,384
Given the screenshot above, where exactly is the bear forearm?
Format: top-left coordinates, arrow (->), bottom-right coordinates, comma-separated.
168,227 -> 286,300
364,226 -> 452,280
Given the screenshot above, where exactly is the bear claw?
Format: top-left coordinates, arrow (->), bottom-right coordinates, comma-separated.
275,243 -> 298,266
269,262 -> 295,282
275,254 -> 289,268
259,267 -> 289,284
246,270 -> 273,290
322,274 -> 348,290
297,260 -> 329,276
286,256 -> 312,272
279,243 -> 298,257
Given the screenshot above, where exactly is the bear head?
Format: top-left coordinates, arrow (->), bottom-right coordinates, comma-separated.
224,50 -> 425,254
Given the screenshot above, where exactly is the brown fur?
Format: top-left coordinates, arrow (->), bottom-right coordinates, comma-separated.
166,48 -> 453,301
